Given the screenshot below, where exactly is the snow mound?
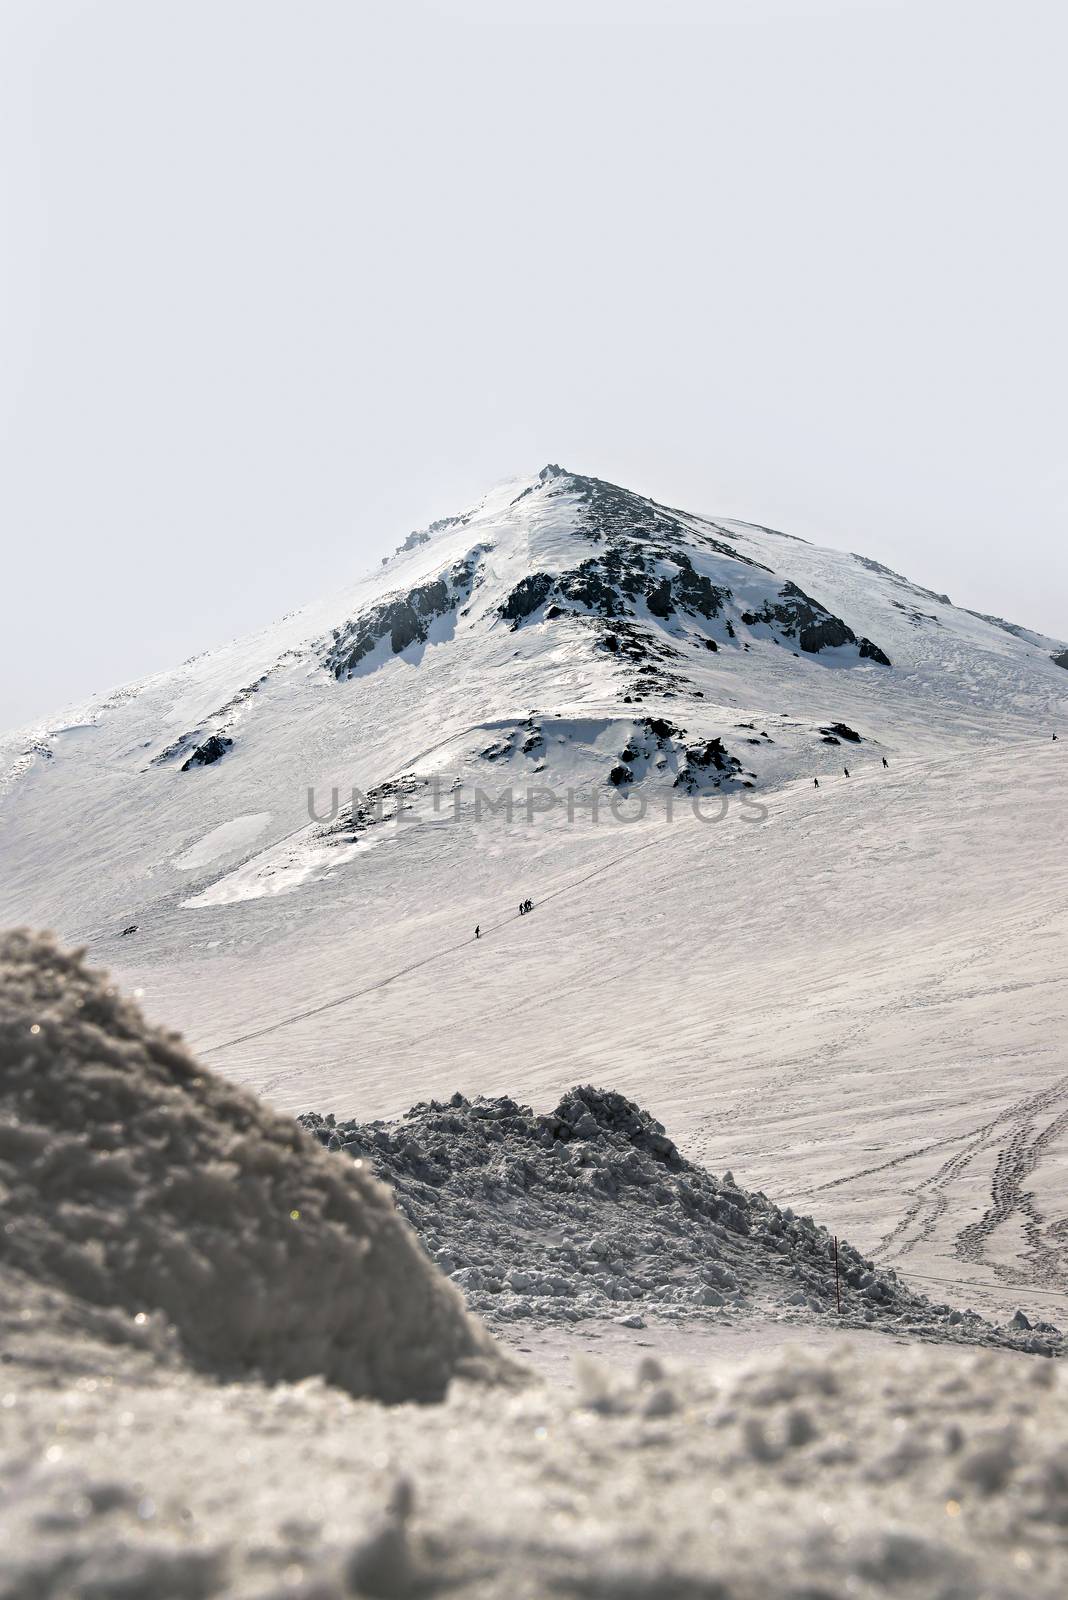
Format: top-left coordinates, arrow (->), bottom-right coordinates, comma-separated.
300,1086 -> 1062,1354
0,931 -> 511,1402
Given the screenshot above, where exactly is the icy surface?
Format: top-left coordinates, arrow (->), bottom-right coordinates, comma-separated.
173,812 -> 272,872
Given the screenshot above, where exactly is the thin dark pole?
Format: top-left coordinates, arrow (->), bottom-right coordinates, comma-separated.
833,1234 -> 841,1314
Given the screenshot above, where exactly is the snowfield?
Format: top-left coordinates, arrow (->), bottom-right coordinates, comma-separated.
1,462 -> 1066,1336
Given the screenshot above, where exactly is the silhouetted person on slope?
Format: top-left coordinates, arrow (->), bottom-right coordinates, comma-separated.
882,757 -> 889,768
475,925 -> 480,939
844,767 -> 850,777
813,778 -> 820,788
525,899 -> 533,913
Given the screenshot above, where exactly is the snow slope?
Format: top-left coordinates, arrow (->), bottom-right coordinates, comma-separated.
1,464 -> 1066,1320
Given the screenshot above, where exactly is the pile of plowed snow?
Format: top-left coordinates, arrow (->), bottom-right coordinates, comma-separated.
0,930 -> 508,1402
299,1087 -> 1062,1354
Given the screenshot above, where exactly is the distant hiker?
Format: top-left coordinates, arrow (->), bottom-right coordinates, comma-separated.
843,767 -> 850,777
882,757 -> 889,768
525,898 -> 533,913
475,925 -> 480,939
813,778 -> 820,788
518,903 -> 524,916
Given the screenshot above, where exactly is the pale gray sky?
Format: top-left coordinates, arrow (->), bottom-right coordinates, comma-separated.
2,0 -> 1066,729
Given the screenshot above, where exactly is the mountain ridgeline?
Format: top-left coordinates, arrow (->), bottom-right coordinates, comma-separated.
1,462 -> 1065,941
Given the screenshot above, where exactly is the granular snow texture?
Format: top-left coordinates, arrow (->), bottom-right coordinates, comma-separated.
0,930 -> 509,1402
299,1087 -> 1063,1355
4,1334 -> 1068,1598
4,939 -> 1068,1597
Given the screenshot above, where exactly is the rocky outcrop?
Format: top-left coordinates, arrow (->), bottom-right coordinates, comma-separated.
180,733 -> 233,770
498,472 -> 891,680
500,572 -> 555,623
151,664 -> 283,770
501,548 -> 729,634
609,716 -> 743,791
673,737 -> 741,792
859,637 -> 893,665
325,549 -> 489,679
741,581 -> 891,664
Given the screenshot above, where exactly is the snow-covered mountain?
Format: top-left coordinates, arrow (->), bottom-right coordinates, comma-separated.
2,462 -> 1064,918
2,463 -> 1067,1319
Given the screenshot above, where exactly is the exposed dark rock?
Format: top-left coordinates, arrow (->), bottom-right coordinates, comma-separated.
1053,650 -> 1068,671
180,733 -> 233,770
501,476 -> 735,640
153,730 -> 201,765
501,572 -> 555,624
498,470 -> 888,683
673,737 -> 742,792
646,578 -> 673,619
740,580 -> 891,664
799,615 -> 856,653
477,716 -> 545,766
321,774 -> 423,838
669,555 -> 730,619
325,551 -> 488,679
385,512 -> 470,561
859,637 -> 892,666
643,716 -> 682,741
383,530 -> 430,563
558,555 -> 642,616
152,666 -> 279,769
821,723 -> 862,743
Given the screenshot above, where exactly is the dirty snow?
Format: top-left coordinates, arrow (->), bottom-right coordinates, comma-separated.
4,1289 -> 1068,1598
298,1085 -> 1061,1355
0,931 -> 507,1403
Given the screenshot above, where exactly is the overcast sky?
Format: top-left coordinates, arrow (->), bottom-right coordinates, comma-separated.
2,0 -> 1066,729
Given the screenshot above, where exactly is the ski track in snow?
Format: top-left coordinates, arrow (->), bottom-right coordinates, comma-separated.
124,744 -> 1068,1319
